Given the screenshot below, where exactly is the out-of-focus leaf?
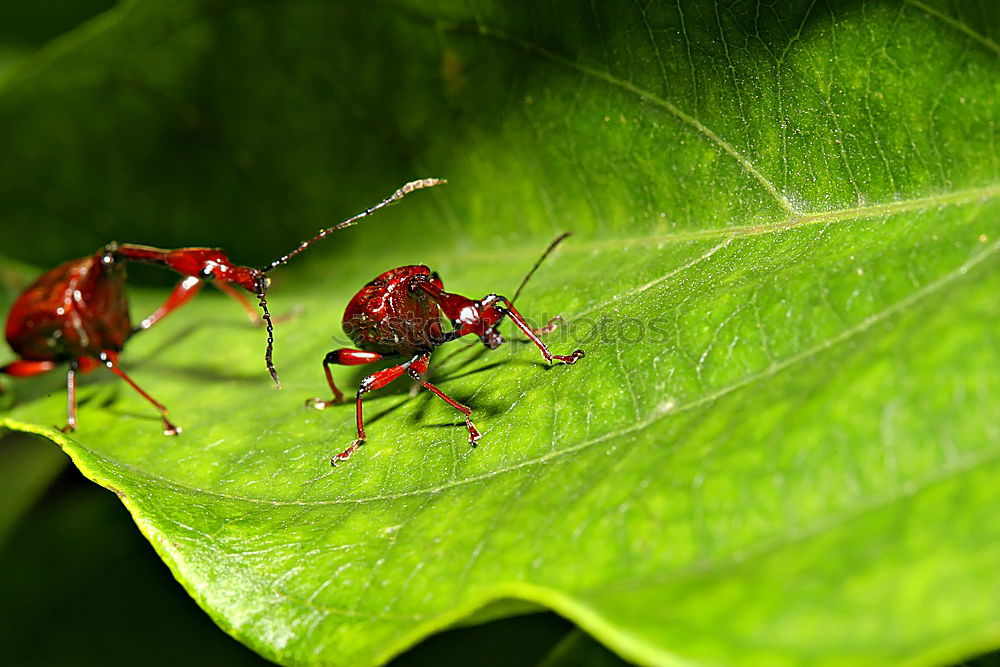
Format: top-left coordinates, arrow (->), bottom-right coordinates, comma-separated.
0,475 -> 271,666
539,629 -> 632,667
0,431 -> 65,545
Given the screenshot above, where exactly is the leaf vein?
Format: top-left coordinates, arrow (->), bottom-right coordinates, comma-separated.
904,0 -> 1000,57
457,22 -> 797,214
19,235 -> 996,509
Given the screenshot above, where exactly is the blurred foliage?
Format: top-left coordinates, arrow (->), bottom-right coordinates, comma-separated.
0,0 -> 114,48
0,468 -> 270,666
0,431 -> 65,545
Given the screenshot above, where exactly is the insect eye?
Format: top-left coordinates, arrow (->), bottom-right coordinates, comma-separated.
199,267 -> 214,280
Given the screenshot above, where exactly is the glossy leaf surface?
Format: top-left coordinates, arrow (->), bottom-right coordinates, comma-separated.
1,1 -> 998,665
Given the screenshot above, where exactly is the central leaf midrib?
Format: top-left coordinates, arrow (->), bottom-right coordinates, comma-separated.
392,184 -> 1000,268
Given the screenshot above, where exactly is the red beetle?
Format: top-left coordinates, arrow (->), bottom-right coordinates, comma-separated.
0,178 -> 444,434
0,243 -> 268,435
304,234 -> 585,465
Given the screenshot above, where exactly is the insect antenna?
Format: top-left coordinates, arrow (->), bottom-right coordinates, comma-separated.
435,232 -> 575,372
256,277 -> 280,389
263,178 -> 446,272
511,232 -> 572,304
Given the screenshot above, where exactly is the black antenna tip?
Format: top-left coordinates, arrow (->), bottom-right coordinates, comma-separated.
263,177 -> 448,273
256,279 -> 281,389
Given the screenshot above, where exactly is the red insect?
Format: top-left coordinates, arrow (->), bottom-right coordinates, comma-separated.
304,234 -> 585,466
0,179 -> 444,434
0,243 -> 270,434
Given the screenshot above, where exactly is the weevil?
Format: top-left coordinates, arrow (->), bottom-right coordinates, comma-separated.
0,179 -> 444,433
303,234 -> 585,465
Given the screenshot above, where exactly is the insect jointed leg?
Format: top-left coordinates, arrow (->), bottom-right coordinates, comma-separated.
100,351 -> 181,436
307,349 -> 390,410
407,354 -> 480,446
333,356 -> 411,466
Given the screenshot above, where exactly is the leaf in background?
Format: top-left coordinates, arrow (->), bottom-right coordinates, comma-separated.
0,431 -> 65,545
0,0 -> 113,85
0,0 -> 114,49
539,629 -> 631,667
0,475 -> 271,666
1,1 -> 999,666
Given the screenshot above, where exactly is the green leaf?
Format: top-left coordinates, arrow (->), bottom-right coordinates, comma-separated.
539,629 -> 631,667
0,431 -> 65,545
0,265 -> 67,545
0,0 -> 114,49
1,1 -> 999,665
0,0 -> 113,88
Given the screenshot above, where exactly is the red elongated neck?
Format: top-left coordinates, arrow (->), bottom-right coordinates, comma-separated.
413,279 -> 506,344
114,244 -> 263,293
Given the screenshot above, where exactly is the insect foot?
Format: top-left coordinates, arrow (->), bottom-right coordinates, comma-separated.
551,349 -> 586,365
467,418 -> 482,446
311,233 -> 585,467
332,439 -> 364,467
305,396 -> 341,410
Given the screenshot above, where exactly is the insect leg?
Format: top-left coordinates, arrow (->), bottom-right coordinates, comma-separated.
333,356 -> 412,466
0,359 -> 58,378
64,362 -> 78,432
407,354 -> 480,445
307,349 -> 394,409
500,300 -> 585,365
133,275 -> 264,334
99,351 -> 181,436
134,276 -> 205,332
50,358 -> 99,432
0,360 -> 73,430
213,282 -> 262,323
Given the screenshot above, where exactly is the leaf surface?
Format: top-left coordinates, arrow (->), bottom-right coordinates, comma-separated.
1,1 -> 998,665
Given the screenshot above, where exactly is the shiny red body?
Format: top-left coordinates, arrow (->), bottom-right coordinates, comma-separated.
6,250 -> 130,362
343,265 -> 446,354
0,178 -> 446,435
1,243 -> 266,434
309,259 -> 585,466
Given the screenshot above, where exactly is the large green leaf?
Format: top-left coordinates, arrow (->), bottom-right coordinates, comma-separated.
0,430 -> 65,545
1,1 -> 998,665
